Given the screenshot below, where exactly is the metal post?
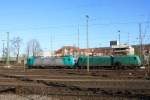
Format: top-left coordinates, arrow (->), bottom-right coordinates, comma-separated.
2,40 -> 5,58
145,52 -> 150,79
6,32 -> 10,66
50,33 -> 53,56
77,25 -> 80,56
139,23 -> 143,63
147,52 -> 150,78
78,25 -> 79,50
128,33 -> 130,45
86,15 -> 89,72
118,30 -> 120,46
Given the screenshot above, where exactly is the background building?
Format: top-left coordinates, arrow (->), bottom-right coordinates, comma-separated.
112,44 -> 135,55
55,46 -> 79,56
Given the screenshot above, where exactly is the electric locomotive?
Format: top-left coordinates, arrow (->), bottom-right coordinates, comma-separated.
76,55 -> 141,69
26,55 -> 75,69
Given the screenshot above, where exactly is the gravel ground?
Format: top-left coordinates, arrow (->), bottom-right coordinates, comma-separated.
0,68 -> 149,100
0,94 -> 147,100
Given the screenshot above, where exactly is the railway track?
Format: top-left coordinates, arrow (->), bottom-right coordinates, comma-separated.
0,68 -> 146,80
0,68 -> 149,97
0,68 -> 145,74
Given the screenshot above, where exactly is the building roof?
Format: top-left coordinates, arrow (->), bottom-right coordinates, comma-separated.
55,46 -> 79,54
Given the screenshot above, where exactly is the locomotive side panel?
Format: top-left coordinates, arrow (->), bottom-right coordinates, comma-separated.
113,55 -> 141,68
76,56 -> 112,68
76,55 -> 141,69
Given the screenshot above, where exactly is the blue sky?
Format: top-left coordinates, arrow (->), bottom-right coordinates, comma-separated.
0,0 -> 149,55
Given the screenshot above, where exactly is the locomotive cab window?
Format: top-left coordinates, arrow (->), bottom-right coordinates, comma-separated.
68,58 -> 70,61
134,57 -> 136,60
28,59 -> 30,62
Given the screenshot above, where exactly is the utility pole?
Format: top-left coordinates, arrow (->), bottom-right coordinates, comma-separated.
86,15 -> 89,72
128,33 -> 130,45
2,40 -> 5,58
144,50 -> 150,79
77,25 -> 80,55
147,52 -> 150,78
6,32 -> 10,66
118,30 -> 120,46
119,34 -> 120,47
50,33 -> 53,56
78,25 -> 80,50
139,23 -> 143,62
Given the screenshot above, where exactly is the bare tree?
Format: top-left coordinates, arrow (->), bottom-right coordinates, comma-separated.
11,37 -> 22,63
26,39 -> 42,57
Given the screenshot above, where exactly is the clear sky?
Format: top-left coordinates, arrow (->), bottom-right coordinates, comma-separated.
0,0 -> 149,55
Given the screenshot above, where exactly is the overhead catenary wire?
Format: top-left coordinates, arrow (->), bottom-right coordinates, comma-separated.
0,21 -> 149,31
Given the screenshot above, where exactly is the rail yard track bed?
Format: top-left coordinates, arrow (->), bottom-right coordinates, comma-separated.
0,81 -> 149,96
0,68 -> 149,97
